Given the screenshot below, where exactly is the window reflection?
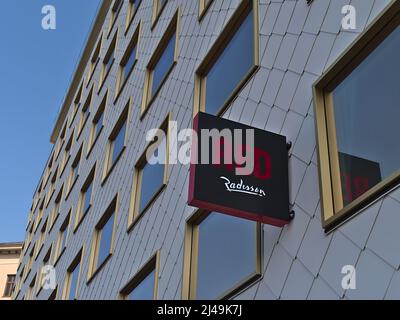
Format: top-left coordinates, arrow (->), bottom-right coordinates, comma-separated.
332,25 -> 400,207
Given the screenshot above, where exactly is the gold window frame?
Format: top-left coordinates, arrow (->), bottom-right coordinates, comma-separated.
119,251 -> 160,300
141,9 -> 180,120
87,193 -> 119,283
198,0 -> 214,21
193,0 -> 260,118
182,210 -> 263,300
127,113 -> 171,231
313,0 -> 400,232
62,246 -> 84,300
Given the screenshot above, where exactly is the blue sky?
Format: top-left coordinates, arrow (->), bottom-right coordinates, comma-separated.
0,0 -> 101,243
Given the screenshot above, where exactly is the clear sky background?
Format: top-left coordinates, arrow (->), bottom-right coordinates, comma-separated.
0,0 -> 101,243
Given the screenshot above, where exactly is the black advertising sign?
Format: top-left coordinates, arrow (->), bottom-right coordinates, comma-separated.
188,112 -> 291,227
339,152 -> 382,206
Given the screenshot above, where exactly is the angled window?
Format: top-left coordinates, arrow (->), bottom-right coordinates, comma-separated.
26,245 -> 36,280
194,0 -> 259,116
108,0 -> 124,36
128,114 -> 169,229
35,199 -> 45,232
314,1 -> 400,231
182,211 -> 262,300
36,218 -> 48,258
36,245 -> 52,296
141,9 -> 179,118
88,91 -> 107,155
55,125 -> 66,159
120,252 -> 160,300
100,29 -> 118,91
75,165 -> 96,229
78,87 -> 93,137
116,22 -> 141,100
63,249 -> 83,300
88,194 -> 118,280
49,185 -> 63,232
198,0 -> 214,20
26,276 -> 36,300
151,0 -> 168,28
126,0 -> 142,33
46,166 -> 58,207
68,145 -> 82,195
3,275 -> 16,298
71,81 -> 84,128
61,131 -> 74,175
87,35 -> 102,85
103,101 -> 130,181
55,212 -> 70,263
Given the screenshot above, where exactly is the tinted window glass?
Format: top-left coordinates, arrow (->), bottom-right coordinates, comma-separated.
68,262 -> 80,300
112,122 -> 126,165
332,25 -> 400,206
138,141 -> 165,213
124,45 -> 137,81
205,10 -> 254,115
127,270 -> 155,300
97,213 -> 114,268
83,182 -> 93,214
151,32 -> 176,98
196,213 -> 257,299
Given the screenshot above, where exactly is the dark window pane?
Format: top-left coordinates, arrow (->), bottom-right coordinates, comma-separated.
83,182 -> 93,214
138,142 -> 165,213
205,10 -> 254,115
151,32 -> 175,98
196,213 -> 257,299
112,122 -> 126,165
68,263 -> 80,300
60,227 -> 68,249
95,111 -> 104,137
124,45 -> 137,82
127,270 -> 155,300
97,213 -> 114,268
332,25 -> 400,206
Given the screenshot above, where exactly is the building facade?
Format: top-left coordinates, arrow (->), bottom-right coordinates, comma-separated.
15,0 -> 400,300
0,243 -> 22,300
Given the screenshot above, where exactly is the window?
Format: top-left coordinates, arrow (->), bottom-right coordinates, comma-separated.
194,0 -> 259,116
55,125 -> 66,159
75,165 -> 96,229
49,185 -> 63,232
120,252 -> 160,300
36,218 -> 48,258
151,0 -> 168,28
128,114 -> 169,229
71,81 -> 84,128
116,22 -> 141,100
46,167 -> 58,207
61,131 -> 74,175
313,2 -> 400,231
108,0 -> 123,36
68,145 -> 82,194
35,200 -> 45,232
141,10 -> 179,118
103,101 -> 130,181
88,195 -> 118,280
3,275 -> 16,297
27,276 -> 36,300
55,213 -> 70,263
198,0 -> 214,20
36,245 -> 52,296
182,211 -> 262,300
26,245 -> 35,280
78,87 -> 93,137
88,91 -> 107,155
48,287 -> 57,300
126,0 -> 142,33
63,249 -> 83,300
87,36 -> 102,85
99,30 -> 118,91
